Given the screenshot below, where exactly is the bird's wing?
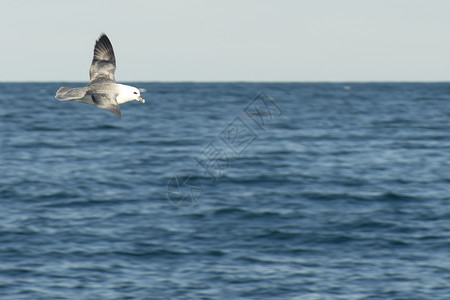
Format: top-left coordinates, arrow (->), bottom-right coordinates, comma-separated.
89,34 -> 116,85
91,93 -> 121,117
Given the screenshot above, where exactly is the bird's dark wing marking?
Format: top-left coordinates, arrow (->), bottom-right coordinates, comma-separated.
91,93 -> 121,117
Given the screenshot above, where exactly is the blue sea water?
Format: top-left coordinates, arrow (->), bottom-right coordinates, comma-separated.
0,82 -> 449,299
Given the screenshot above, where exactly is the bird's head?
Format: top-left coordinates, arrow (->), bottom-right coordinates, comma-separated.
130,87 -> 145,103
117,84 -> 146,104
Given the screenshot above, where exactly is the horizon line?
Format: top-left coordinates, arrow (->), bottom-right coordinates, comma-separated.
1,80 -> 450,84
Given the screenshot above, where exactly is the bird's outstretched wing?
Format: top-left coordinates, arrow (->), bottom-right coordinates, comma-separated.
91,93 -> 121,117
89,34 -> 116,85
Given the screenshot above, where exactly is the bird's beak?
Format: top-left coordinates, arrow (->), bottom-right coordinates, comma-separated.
138,96 -> 145,103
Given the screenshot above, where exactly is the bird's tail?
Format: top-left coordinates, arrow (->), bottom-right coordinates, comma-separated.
55,87 -> 88,101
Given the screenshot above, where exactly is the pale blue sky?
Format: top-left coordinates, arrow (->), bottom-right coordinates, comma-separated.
1,0 -> 450,81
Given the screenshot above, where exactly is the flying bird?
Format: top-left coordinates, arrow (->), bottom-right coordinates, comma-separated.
55,34 -> 145,117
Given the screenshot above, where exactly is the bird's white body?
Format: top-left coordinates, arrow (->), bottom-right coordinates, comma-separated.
56,83 -> 145,106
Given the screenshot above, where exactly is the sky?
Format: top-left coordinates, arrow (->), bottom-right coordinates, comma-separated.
1,0 -> 450,82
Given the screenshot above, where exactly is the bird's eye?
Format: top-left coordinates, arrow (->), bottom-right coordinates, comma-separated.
133,91 -> 138,94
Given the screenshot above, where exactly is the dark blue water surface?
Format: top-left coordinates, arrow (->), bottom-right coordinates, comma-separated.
0,82 -> 449,299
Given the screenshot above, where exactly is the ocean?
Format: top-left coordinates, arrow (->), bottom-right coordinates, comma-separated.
0,82 -> 449,299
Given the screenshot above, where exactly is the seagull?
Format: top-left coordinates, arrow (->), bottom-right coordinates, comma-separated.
55,33 -> 145,117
